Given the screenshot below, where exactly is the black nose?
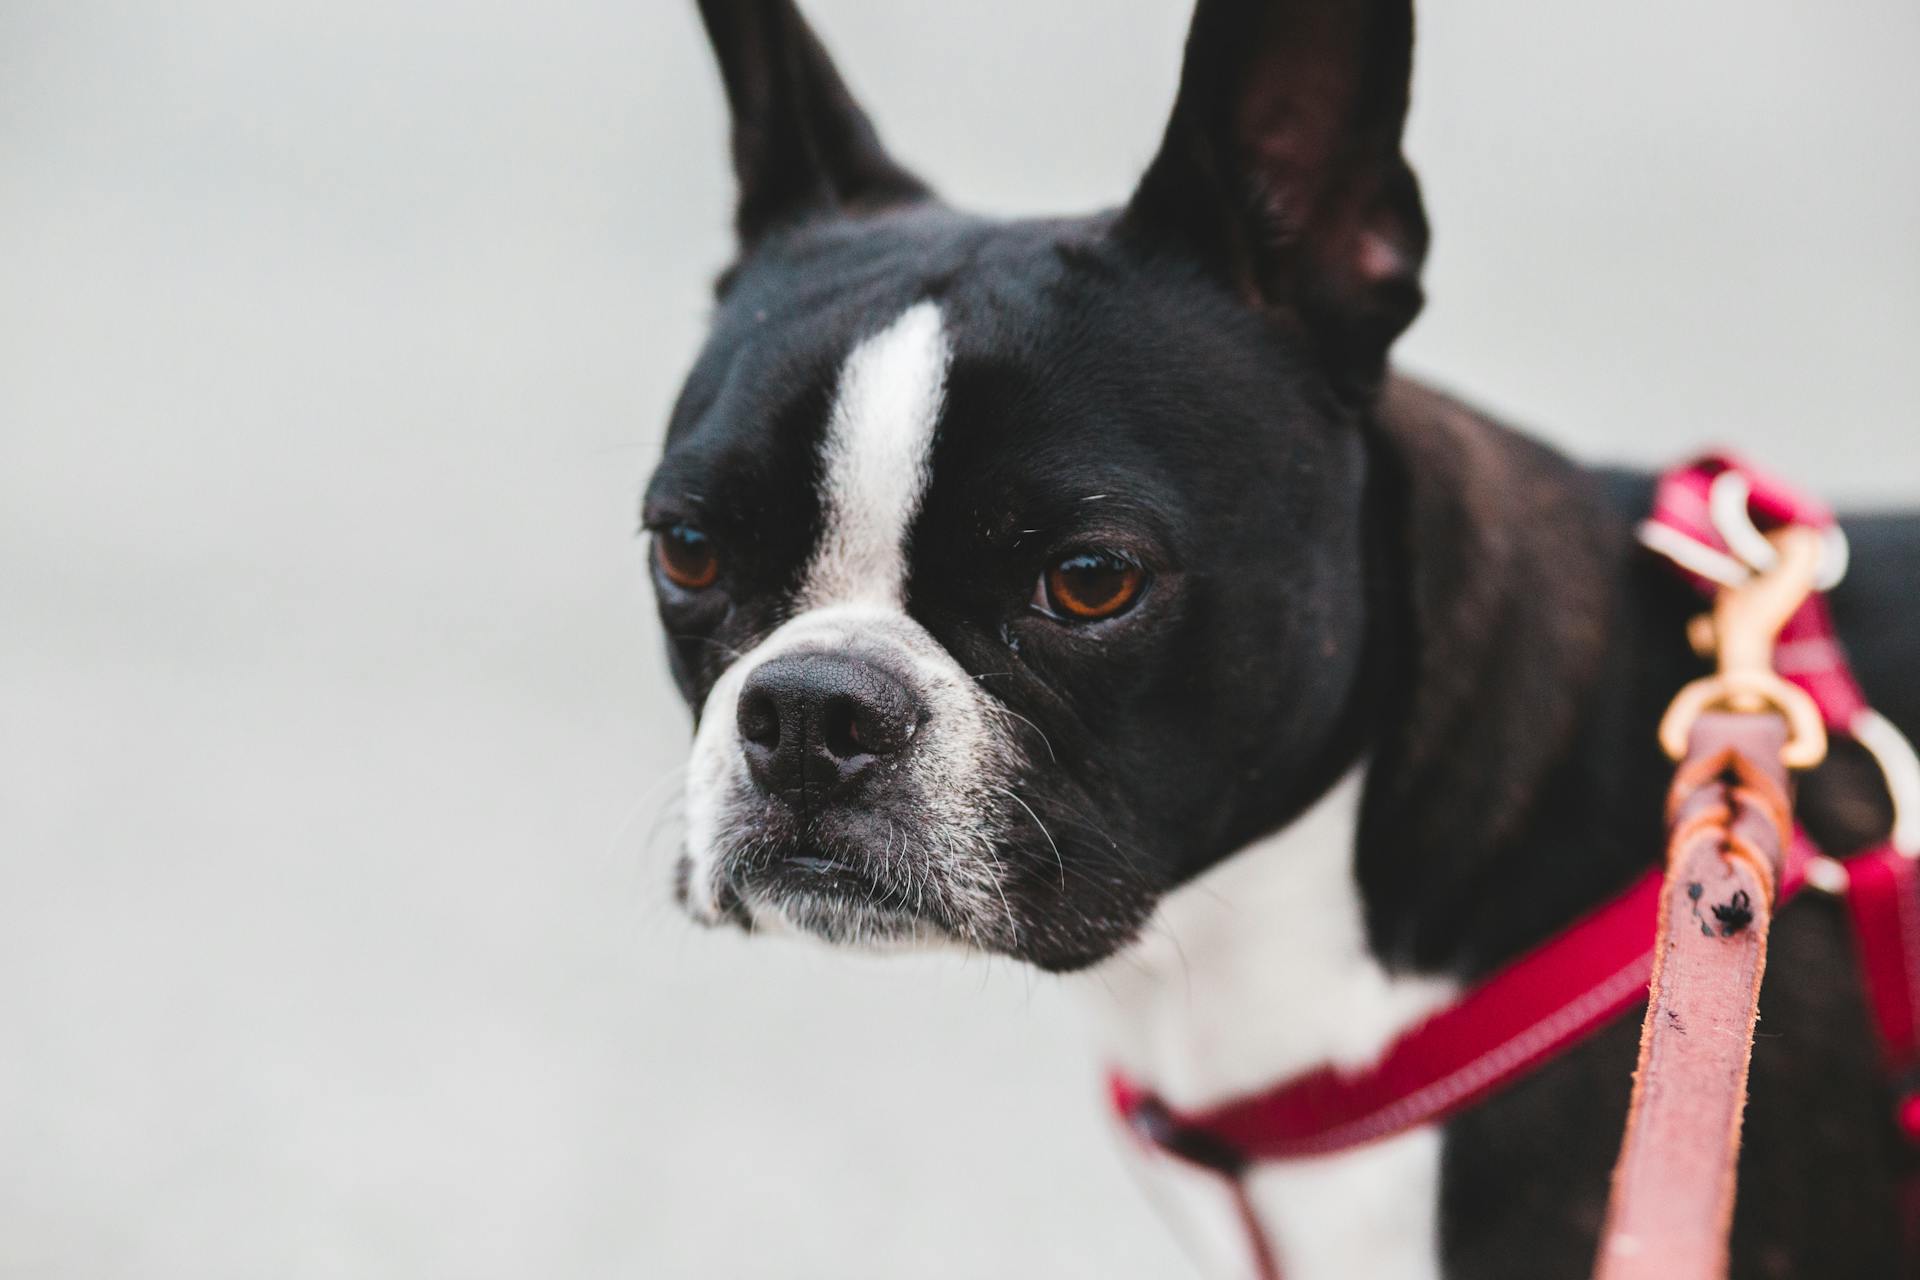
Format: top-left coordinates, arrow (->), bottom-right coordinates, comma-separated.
736,652 -> 921,805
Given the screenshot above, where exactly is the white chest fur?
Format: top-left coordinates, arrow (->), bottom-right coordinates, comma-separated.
1075,770 -> 1458,1280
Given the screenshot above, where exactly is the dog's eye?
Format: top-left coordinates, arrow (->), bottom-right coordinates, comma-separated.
655,524 -> 720,590
1036,550 -> 1145,622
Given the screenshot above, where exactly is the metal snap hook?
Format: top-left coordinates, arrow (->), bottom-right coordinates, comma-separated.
1658,525 -> 1830,770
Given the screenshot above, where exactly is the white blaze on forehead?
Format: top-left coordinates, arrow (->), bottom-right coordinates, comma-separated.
803,301 -> 950,608
678,300 -> 1017,943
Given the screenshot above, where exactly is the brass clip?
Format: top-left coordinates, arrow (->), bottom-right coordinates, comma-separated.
1657,525 -> 1829,769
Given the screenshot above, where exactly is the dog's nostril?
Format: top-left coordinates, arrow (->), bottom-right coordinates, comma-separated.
738,689 -> 780,750
854,698 -> 913,758
820,696 -> 862,761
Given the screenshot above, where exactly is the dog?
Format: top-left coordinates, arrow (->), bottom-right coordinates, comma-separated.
645,1 -> 1920,1274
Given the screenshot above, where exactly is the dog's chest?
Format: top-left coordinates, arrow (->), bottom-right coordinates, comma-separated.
1076,771 -> 1458,1280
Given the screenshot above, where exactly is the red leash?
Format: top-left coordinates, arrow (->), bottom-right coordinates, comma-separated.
1108,455 -> 1920,1268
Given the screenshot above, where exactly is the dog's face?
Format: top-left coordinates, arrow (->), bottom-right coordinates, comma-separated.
651,0 -> 1428,971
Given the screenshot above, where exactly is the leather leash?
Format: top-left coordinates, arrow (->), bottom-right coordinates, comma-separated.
1596,527 -> 1826,1279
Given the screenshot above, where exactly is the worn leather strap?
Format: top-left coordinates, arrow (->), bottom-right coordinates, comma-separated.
1594,712 -> 1793,1280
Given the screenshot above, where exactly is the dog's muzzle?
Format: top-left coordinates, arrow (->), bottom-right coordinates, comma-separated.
676,605 -> 1018,949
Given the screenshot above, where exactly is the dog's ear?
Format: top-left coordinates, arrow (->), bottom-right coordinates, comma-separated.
696,0 -> 931,249
1122,0 -> 1427,389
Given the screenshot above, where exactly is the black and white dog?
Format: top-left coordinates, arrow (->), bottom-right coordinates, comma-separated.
646,2 -> 1920,1274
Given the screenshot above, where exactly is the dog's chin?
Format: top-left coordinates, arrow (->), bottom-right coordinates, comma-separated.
744,892 -> 948,952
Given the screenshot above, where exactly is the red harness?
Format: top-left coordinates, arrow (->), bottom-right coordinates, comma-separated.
1108,455 -> 1920,1262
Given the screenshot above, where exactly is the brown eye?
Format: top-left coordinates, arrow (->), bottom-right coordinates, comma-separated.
655,524 -> 719,590
1039,551 -> 1145,622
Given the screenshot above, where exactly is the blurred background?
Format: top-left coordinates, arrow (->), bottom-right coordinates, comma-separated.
2,1 -> 1916,1276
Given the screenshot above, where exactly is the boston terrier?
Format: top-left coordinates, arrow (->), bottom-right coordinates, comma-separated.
645,1 -> 1920,1274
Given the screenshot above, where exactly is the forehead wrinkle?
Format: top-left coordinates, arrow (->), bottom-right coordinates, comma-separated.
802,301 -> 951,609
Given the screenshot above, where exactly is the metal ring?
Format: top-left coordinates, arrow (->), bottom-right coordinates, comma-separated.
1816,523 -> 1851,592
1635,520 -> 1750,588
1853,709 -> 1920,857
1707,470 -> 1850,591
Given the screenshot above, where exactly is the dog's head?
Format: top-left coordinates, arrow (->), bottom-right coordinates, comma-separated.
649,0 -> 1427,971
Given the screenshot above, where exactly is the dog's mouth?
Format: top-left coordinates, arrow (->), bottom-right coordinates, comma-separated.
676,844 -> 957,949
737,850 -> 912,927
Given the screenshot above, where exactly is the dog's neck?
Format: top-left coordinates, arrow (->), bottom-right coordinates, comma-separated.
1080,763 -> 1458,1106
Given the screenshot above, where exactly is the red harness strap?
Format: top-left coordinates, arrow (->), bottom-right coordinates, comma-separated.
1843,849 -> 1920,1256
1111,842 -> 1811,1163
1108,454 -> 1920,1261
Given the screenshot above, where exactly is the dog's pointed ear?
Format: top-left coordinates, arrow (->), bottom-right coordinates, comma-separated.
1122,0 -> 1427,388
696,0 -> 932,248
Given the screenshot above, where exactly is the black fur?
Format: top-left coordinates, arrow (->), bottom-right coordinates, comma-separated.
649,1 -> 1920,1272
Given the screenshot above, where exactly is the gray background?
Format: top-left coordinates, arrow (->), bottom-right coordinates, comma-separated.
3,2 -> 1915,1277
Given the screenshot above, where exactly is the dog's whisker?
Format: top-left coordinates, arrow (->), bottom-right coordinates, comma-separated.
1001,788 -> 1066,891
997,707 -> 1058,764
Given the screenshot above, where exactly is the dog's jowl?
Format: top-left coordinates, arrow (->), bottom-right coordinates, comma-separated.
646,1 -> 1920,1276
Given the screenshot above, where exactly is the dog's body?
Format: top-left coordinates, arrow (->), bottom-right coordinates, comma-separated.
648,2 -> 1920,1274
1081,381 -> 1920,1276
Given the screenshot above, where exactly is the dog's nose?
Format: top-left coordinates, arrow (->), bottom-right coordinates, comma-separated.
736,652 -> 920,804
